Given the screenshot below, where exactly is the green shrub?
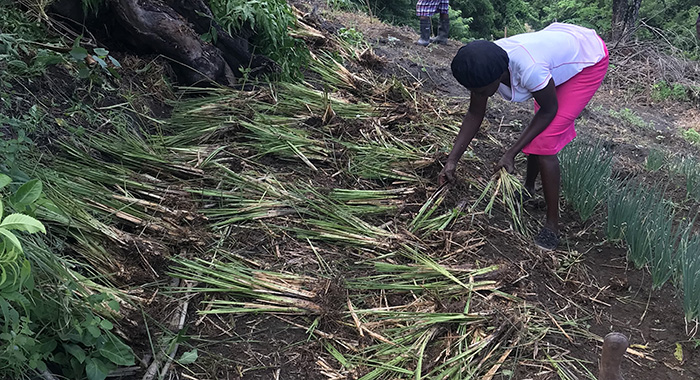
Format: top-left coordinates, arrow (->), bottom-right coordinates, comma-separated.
560,139 -> 612,221
0,176 -> 135,379
337,27 -> 366,48
651,81 -> 689,102
208,0 -> 310,80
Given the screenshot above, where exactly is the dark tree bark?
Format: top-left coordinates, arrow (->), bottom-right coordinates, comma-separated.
611,0 -> 643,43
48,0 -> 278,86
696,12 -> 699,41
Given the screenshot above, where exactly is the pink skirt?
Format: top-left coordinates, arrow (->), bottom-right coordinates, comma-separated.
523,42 -> 609,156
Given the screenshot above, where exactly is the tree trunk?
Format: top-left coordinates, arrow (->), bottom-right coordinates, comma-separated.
48,0 -> 278,86
611,0 -> 643,43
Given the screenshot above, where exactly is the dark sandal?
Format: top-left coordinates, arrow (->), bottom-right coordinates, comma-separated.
534,227 -> 559,251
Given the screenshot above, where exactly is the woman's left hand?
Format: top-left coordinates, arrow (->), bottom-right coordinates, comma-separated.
497,153 -> 515,173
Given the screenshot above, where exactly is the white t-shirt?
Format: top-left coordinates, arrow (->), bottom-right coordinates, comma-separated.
494,23 -> 607,102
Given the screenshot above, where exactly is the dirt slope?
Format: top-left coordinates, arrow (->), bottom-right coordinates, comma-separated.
290,1 -> 700,379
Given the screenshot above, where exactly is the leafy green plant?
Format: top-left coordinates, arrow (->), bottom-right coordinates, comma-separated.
624,187 -> 666,269
471,168 -> 527,234
560,139 -> 612,221
208,0 -> 309,80
337,27 -> 366,48
0,176 -> 135,380
651,80 -> 689,102
671,156 -> 700,201
68,38 -> 121,82
409,186 -> 463,237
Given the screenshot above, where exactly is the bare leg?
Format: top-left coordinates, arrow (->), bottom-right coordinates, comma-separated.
525,154 -> 539,195
537,154 -> 560,233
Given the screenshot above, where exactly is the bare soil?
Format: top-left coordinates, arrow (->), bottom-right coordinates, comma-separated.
190,2 -> 699,379
9,1 -> 700,379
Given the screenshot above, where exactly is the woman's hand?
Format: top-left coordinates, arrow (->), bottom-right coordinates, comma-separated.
497,153 -> 515,173
438,160 -> 457,185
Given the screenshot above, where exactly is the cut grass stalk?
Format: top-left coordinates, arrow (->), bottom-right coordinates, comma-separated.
328,188 -> 414,216
471,168 -> 527,235
342,126 -> 435,182
168,256 -> 323,314
409,186 -> 463,237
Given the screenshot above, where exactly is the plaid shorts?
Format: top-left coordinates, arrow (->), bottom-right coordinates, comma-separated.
416,0 -> 449,17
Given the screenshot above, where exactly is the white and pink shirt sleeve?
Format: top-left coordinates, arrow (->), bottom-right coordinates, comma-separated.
494,23 -> 607,103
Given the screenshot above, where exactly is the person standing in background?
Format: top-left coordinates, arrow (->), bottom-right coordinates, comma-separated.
415,0 -> 450,46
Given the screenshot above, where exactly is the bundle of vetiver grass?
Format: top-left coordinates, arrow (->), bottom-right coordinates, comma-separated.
472,168 -> 528,235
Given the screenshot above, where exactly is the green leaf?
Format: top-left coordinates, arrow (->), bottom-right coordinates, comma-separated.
0,228 -> 22,251
70,46 -> 88,61
178,348 -> 198,365
85,357 -> 110,380
0,214 -> 46,233
63,343 -> 87,363
0,174 -> 10,190
93,48 -> 109,57
87,325 -> 101,338
674,342 -> 683,362
92,55 -> 107,69
10,179 -> 42,209
34,360 -> 47,371
19,259 -> 32,289
107,56 -> 121,68
108,300 -> 120,312
99,319 -> 113,330
98,335 -> 135,366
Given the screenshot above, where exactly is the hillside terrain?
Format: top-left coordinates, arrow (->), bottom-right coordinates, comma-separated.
1,1 -> 700,380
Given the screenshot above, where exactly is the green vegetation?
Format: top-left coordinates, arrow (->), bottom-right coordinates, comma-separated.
208,0 -> 310,79
682,128 -> 700,145
681,234 -> 700,320
651,80 -> 690,102
645,149 -> 666,171
363,0 -> 700,56
609,107 -> 652,129
3,0 -> 700,379
560,140 -> 612,221
472,168 -> 527,234
0,177 -> 134,380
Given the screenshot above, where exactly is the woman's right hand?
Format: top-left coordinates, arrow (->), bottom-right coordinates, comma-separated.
438,161 -> 457,185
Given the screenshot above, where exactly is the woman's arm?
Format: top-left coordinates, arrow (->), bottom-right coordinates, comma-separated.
498,79 -> 558,172
439,92 -> 488,184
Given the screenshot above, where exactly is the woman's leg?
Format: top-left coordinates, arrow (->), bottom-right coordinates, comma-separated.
525,154 -> 539,195
537,154 -> 560,232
